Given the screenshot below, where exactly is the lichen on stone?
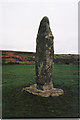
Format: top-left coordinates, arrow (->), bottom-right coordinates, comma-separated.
35,16 -> 54,90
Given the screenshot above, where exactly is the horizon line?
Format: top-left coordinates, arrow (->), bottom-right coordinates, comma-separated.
0,49 -> 79,55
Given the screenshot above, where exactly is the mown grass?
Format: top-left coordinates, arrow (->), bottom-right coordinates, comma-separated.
2,64 -> 79,118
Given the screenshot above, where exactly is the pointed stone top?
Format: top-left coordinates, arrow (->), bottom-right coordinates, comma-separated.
40,16 -> 49,25
38,16 -> 51,34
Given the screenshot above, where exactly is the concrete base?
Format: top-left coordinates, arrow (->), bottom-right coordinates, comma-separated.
23,84 -> 64,97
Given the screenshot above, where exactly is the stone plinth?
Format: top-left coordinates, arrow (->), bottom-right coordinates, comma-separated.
23,84 -> 64,97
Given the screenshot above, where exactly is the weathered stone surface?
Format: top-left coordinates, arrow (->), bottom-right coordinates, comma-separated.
23,16 -> 64,97
35,16 -> 54,90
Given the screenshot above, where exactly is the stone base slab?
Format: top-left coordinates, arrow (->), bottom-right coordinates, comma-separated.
23,84 -> 64,97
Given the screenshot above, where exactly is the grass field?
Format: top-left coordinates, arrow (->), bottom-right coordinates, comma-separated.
2,64 -> 79,118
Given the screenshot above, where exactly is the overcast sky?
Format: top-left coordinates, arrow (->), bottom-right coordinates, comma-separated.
0,0 -> 78,54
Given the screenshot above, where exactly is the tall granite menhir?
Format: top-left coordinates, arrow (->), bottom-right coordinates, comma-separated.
36,16 -> 54,90
24,16 -> 64,97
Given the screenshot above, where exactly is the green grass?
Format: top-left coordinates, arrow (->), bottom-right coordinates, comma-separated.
2,64 -> 79,118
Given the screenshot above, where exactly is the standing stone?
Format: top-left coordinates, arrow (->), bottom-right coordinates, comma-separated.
24,16 -> 64,97
35,16 -> 54,90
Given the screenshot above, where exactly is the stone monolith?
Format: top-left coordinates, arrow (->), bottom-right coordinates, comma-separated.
35,16 -> 54,90
24,16 -> 64,97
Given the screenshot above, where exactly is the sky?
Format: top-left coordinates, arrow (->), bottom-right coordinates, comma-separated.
0,0 -> 78,54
